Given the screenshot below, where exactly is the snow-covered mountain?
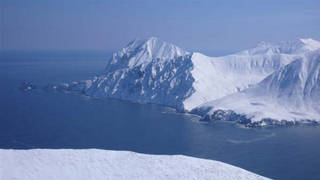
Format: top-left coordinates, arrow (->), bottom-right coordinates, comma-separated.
82,37 -> 194,111
46,37 -> 320,126
0,149 -> 270,180
183,41 -> 301,109
196,48 -> 320,126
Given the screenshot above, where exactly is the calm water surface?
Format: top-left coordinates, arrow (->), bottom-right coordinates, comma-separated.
1,52 -> 320,180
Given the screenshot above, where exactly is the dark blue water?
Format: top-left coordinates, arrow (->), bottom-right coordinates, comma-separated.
1,51 -> 320,180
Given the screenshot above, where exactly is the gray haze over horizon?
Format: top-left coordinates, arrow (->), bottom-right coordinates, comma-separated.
1,0 -> 320,56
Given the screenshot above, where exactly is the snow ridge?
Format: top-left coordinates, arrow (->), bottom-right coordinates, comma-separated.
0,149 -> 270,180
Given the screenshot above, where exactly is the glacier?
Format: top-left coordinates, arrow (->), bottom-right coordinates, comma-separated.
0,149 -> 270,180
43,37 -> 320,127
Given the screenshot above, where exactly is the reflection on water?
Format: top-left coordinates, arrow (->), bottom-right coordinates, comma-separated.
227,132 -> 276,144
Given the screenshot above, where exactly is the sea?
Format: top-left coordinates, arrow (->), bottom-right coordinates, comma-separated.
1,51 -> 320,180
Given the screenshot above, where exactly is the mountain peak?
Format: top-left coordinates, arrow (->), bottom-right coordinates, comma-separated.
277,38 -> 320,54
146,36 -> 160,42
127,36 -> 161,49
299,38 -> 320,51
243,38 -> 320,55
110,37 -> 189,68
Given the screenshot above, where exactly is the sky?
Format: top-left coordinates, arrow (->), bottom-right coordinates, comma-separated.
1,0 -> 320,55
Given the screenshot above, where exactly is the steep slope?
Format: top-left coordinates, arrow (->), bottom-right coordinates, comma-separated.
197,50 -> 320,126
184,44 -> 298,109
0,149 -> 270,180
106,37 -> 189,70
83,37 -> 194,111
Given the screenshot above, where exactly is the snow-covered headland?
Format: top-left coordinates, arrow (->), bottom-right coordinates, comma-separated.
39,37 -> 320,127
0,149 -> 270,180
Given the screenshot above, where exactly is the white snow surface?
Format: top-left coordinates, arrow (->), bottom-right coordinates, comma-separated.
57,37 -> 320,123
184,49 -> 297,109
0,149 -> 270,180
184,38 -> 320,110
199,49 -> 320,123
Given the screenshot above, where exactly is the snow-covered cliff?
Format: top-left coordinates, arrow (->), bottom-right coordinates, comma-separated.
46,37 -> 320,126
196,46 -> 320,126
82,37 -> 194,111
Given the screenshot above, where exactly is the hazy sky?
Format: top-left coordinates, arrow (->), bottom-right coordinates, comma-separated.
1,0 -> 320,55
